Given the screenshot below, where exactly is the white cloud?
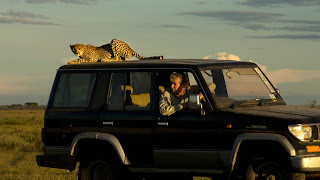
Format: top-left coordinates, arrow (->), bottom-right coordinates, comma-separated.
215,52 -> 241,61
268,69 -> 320,85
0,74 -> 49,95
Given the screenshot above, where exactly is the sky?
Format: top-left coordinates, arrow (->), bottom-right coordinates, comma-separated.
0,0 -> 319,105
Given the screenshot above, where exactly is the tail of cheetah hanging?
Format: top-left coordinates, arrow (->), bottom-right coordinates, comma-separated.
109,39 -> 163,61
133,52 -> 163,60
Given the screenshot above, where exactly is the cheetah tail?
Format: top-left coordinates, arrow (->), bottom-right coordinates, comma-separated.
139,56 -> 164,60
131,50 -> 163,60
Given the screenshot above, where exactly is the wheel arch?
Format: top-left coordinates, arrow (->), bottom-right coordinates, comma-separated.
229,133 -> 295,174
70,132 -> 130,165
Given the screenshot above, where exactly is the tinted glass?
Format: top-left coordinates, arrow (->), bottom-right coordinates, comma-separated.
107,72 -> 152,111
107,73 -> 125,111
53,72 -> 96,108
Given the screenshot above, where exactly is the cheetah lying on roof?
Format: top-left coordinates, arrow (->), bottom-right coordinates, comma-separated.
68,39 -> 163,64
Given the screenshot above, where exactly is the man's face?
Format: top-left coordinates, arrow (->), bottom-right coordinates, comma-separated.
171,78 -> 181,94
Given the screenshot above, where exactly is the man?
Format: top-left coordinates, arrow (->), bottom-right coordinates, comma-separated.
159,72 -> 203,116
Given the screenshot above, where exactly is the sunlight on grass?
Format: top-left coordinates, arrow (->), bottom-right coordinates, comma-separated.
0,110 -> 77,179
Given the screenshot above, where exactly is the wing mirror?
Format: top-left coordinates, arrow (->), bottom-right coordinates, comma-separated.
189,93 -> 205,115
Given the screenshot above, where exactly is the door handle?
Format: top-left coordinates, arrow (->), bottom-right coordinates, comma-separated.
103,122 -> 114,126
158,122 -> 168,126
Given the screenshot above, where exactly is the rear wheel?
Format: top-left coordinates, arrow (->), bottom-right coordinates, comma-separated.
78,158 -> 121,180
245,159 -> 289,180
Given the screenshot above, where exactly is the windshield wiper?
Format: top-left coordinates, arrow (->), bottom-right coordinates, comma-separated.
229,98 -> 267,109
229,100 -> 255,109
257,98 -> 273,106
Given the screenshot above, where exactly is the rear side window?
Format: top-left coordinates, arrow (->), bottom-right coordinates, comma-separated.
52,72 -> 96,108
107,72 -> 152,111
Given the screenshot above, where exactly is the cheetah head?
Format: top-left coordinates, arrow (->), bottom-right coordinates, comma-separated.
70,44 -> 84,57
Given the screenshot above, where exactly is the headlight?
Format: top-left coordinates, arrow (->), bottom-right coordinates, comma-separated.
288,124 -> 312,141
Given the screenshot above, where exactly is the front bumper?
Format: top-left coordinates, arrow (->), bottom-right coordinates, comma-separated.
36,154 -> 76,170
291,155 -> 320,172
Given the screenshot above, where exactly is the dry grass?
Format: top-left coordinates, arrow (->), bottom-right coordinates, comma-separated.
0,110 -> 77,179
0,110 -> 213,180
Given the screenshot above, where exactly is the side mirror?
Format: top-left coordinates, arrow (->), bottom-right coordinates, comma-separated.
189,93 -> 205,115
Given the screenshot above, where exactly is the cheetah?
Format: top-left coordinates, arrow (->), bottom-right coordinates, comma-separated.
68,39 -> 163,64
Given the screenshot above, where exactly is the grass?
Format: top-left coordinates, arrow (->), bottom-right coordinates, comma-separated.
0,110 -> 77,179
0,110 -> 213,180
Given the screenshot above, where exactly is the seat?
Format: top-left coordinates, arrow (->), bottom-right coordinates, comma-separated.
121,85 -> 150,107
159,86 -> 165,94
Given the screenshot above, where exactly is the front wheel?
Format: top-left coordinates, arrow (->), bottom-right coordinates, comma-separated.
245,159 -> 289,180
78,159 -> 121,180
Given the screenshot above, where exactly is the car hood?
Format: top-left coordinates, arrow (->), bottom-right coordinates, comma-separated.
224,105 -> 320,123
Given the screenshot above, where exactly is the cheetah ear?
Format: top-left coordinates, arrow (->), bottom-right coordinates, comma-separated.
70,44 -> 73,46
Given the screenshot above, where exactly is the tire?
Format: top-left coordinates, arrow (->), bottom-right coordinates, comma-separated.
245,159 -> 289,180
78,158 -> 121,180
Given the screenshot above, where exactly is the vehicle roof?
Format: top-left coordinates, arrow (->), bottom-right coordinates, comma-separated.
59,59 -> 257,70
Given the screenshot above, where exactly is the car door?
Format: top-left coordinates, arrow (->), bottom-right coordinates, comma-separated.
100,71 -> 155,166
153,70 -> 221,170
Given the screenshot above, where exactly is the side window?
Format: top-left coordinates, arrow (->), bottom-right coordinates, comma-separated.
157,71 -> 202,95
53,72 -> 96,108
107,72 -> 152,111
157,71 -> 203,106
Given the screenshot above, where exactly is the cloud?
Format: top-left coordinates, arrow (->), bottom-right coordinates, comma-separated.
245,24 -> 272,31
0,74 -> 49,95
160,24 -> 188,28
214,52 -> 241,61
0,10 -> 62,26
240,0 -> 320,7
180,10 -> 283,23
243,23 -> 320,33
180,10 -> 320,39
1,10 -> 49,19
280,19 -> 320,25
159,24 -> 189,28
247,34 -> 320,40
203,52 -> 320,85
142,23 -> 189,29
268,69 -> 320,85
25,0 -> 99,4
0,16 -> 61,26
278,26 -> 320,33
195,2 -> 208,5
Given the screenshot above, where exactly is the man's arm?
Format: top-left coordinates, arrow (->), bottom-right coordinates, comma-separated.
159,91 -> 183,116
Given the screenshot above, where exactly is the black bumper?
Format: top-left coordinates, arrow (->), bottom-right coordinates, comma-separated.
36,154 -> 76,170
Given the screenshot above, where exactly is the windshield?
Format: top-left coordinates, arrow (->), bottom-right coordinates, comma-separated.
201,67 -> 284,108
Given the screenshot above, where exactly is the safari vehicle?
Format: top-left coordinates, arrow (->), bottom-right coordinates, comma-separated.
37,59 -> 320,180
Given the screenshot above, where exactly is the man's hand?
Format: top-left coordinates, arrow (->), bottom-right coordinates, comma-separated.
176,87 -> 186,97
199,92 -> 204,100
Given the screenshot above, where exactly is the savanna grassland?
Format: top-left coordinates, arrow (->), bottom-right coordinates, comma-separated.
0,110 -> 213,180
2,107 -> 320,179
0,110 -> 77,179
